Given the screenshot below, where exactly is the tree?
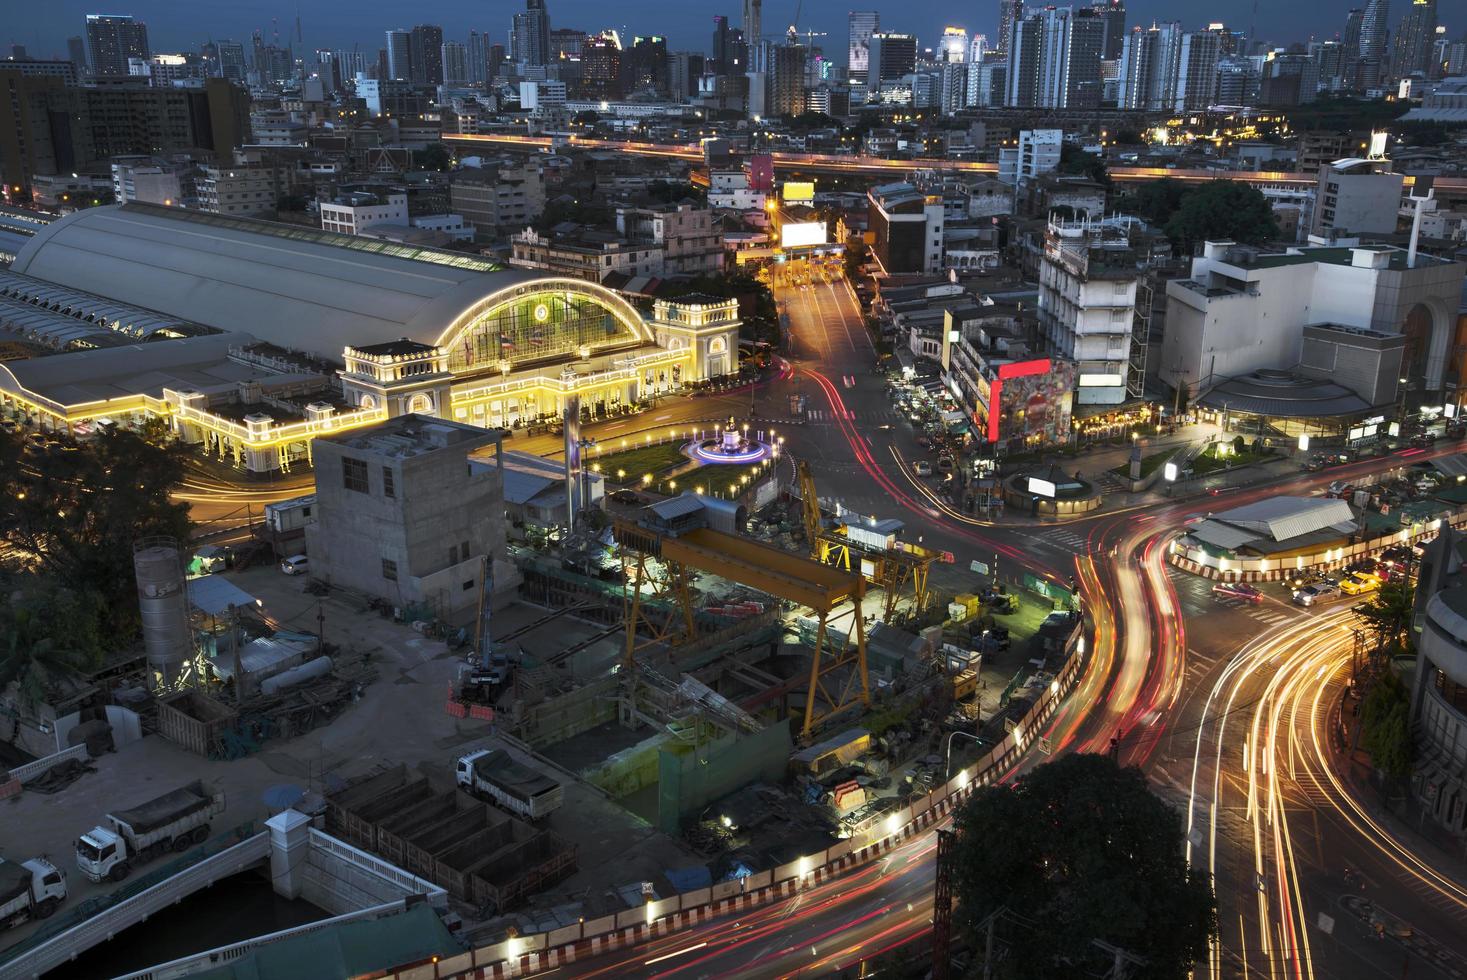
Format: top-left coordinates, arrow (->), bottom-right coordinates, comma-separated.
1163,181 -> 1278,251
0,580 -> 106,710
1058,142 -> 1109,187
1114,178 -> 1186,226
416,142 -> 452,172
1360,671 -> 1413,782
952,754 -> 1216,979
0,426 -> 192,637
1354,580 -> 1415,658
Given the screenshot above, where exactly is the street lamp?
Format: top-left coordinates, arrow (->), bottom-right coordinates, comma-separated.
945,730 -> 985,781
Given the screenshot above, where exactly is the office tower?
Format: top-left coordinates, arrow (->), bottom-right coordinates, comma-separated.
515,0 -> 551,66
624,36 -> 669,94
744,0 -> 762,45
550,28 -> 584,59
67,36 -> 87,72
1006,7 -> 1103,108
386,29 -> 412,80
1315,41 -> 1347,89
867,32 -> 916,85
410,25 -> 444,85
581,32 -> 621,98
939,27 -> 968,62
1214,55 -> 1259,103
489,44 -> 506,78
442,41 -> 468,87
468,31 -> 489,84
996,0 -> 1024,59
1392,0 -> 1436,78
315,50 -> 341,91
1118,22 -> 1177,109
711,17 -> 746,76
1343,9 -> 1364,53
669,51 -> 705,97
1174,30 -> 1220,109
1260,52 -> 1319,105
85,14 -> 150,76
1359,0 -> 1389,61
970,33 -> 989,63
848,11 -> 878,84
1092,0 -> 1125,61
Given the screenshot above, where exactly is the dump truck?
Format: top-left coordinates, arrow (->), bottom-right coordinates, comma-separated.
455,749 -> 563,821
75,780 -> 225,883
0,858 -> 67,930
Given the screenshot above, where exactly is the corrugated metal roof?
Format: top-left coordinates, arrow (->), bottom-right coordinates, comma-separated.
1186,521 -> 1261,551
1432,454 -> 1467,478
1206,496 -> 1355,542
187,575 -> 258,616
649,494 -> 705,520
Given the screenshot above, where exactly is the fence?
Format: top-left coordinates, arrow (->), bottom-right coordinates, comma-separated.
379,629 -> 1088,979
0,833 -> 271,980
6,744 -> 89,785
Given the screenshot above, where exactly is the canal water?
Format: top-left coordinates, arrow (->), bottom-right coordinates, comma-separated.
42,870 -> 327,979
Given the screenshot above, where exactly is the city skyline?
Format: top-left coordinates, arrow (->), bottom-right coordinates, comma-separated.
7,0 -> 1446,63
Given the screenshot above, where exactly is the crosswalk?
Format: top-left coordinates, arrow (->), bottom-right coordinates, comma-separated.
1040,528 -> 1091,553
805,408 -> 906,423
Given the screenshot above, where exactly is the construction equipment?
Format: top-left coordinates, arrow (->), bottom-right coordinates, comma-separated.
457,557 -> 511,704
75,781 -> 225,882
795,460 -> 937,621
0,858 -> 67,930
455,749 -> 563,821
614,502 -> 870,737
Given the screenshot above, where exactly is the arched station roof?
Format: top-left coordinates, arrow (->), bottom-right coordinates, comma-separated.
10,203 -> 648,362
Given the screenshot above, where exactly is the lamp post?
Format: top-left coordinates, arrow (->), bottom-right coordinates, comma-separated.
945,730 -> 985,781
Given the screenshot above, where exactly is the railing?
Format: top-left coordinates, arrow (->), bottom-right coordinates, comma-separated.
7,745 -> 88,785
113,900 -> 409,980
306,829 -> 447,906
0,833 -> 271,980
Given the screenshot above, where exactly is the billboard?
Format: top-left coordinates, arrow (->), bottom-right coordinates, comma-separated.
985,358 -> 1077,449
781,221 -> 827,248
782,181 -> 816,203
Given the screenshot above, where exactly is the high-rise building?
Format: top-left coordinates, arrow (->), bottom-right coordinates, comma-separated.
1092,0 -> 1126,61
1215,55 -> 1260,104
409,25 -> 444,85
1174,31 -> 1220,110
580,32 -> 621,99
1260,53 -> 1320,105
550,28 -> 584,60
385,29 -> 412,81
969,33 -> 989,63
669,51 -> 705,98
67,36 -> 87,72
867,32 -> 917,86
768,40 -> 806,115
85,14 -> 150,77
939,26 -> 968,63
442,41 -> 468,87
1118,22 -> 1179,109
1358,0 -> 1389,86
1392,0 -> 1436,79
214,39 -> 246,82
711,16 -> 743,75
744,0 -> 762,46
996,0 -> 1024,60
623,35 -> 669,95
514,0 -> 551,67
848,11 -> 879,84
468,31 -> 489,84
1006,7 -> 1104,108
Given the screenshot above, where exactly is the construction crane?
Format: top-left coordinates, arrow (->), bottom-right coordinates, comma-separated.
786,0 -> 828,48
796,460 -> 936,621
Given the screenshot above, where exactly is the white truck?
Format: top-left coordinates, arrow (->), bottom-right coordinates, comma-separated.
75,780 -> 225,883
0,858 -> 67,930
455,749 -> 563,821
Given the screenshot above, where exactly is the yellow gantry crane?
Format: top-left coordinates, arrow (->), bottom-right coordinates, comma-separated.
796,460 -> 936,621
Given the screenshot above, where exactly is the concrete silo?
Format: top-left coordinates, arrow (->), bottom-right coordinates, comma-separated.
133,537 -> 193,691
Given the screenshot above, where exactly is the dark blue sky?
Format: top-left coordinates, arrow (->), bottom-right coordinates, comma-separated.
9,1 -> 1404,62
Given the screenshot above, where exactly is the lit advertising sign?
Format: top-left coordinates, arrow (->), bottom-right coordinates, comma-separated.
1027,477 -> 1057,498
781,221 -> 826,248
782,181 -> 816,203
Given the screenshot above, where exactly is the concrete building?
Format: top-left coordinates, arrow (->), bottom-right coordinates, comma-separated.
1037,216 -> 1146,406
1311,157 -> 1406,238
1160,240 -> 1466,408
867,182 -> 945,276
510,228 -> 665,283
998,128 -> 1063,187
198,164 -> 276,217
1408,527 -> 1467,837
0,57 -> 78,86
320,189 -> 409,236
1004,6 -> 1105,108
85,13 -> 150,77
449,161 -> 545,241
111,156 -> 197,208
306,414 -> 507,621
615,202 -> 724,276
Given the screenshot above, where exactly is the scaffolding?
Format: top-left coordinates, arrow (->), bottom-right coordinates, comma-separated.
613,514 -> 870,737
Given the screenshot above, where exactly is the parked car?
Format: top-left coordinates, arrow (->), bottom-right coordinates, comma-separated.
279,555 -> 309,575
1213,582 -> 1264,604
1293,581 -> 1340,607
936,455 -> 954,473
608,489 -> 645,505
913,461 -> 933,477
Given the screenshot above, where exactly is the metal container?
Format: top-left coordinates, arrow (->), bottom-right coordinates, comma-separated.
133,538 -> 192,690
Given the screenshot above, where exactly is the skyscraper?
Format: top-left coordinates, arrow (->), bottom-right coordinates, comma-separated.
1007,7 -> 1103,108
1392,0 -> 1436,78
744,0 -> 762,46
385,29 -> 412,81
711,16 -> 746,75
623,36 -> 670,95
768,40 -> 806,115
996,0 -> 1024,60
442,41 -> 468,87
581,33 -> 621,98
848,11 -> 879,84
85,14 -> 150,77
1118,22 -> 1181,109
939,27 -> 968,62
515,0 -> 551,67
1093,0 -> 1126,62
1359,0 -> 1389,60
410,25 -> 444,85
867,32 -> 916,86
67,36 -> 87,72
1174,30 -> 1220,109
467,31 -> 490,85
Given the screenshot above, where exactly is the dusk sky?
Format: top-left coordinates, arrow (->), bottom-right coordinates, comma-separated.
6,1 -> 1431,62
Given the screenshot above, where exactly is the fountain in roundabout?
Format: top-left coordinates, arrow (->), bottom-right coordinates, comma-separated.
688,415 -> 773,465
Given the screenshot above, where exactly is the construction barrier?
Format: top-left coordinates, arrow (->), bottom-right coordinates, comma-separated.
382,629 -> 1088,979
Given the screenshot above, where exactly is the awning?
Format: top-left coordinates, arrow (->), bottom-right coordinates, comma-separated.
187,576 -> 259,617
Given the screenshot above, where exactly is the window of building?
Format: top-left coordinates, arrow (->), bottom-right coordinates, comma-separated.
342,456 -> 369,493
449,544 -> 458,565
461,539 -> 470,558
463,579 -> 474,591
382,466 -> 395,498
382,558 -> 398,580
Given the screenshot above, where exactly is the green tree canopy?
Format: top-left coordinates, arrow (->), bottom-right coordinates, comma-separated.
1360,670 -> 1413,781
1115,178 -> 1187,227
1354,580 -> 1415,658
0,425 -> 192,637
416,142 -> 452,172
0,579 -> 106,709
952,753 -> 1216,979
1058,142 -> 1109,187
1163,180 -> 1278,250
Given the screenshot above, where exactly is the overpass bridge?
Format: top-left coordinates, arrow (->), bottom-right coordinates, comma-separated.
445,133 -> 1461,192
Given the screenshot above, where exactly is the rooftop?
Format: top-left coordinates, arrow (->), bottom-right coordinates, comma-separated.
319,413 -> 501,458
1197,370 -> 1375,418
1186,496 -> 1357,553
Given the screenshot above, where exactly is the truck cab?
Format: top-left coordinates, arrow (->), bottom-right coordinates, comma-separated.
76,828 -> 127,883
0,858 -> 66,929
